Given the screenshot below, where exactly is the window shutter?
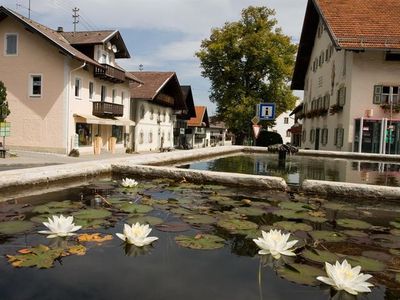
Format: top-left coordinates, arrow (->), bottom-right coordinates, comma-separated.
373,85 -> 383,104
310,129 -> 315,143
338,87 -> 346,106
334,128 -> 338,146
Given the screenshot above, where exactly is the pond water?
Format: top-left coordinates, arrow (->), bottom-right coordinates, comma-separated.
178,154 -> 400,187
0,178 -> 398,299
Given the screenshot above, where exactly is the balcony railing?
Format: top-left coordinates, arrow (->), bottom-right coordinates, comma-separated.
194,127 -> 206,134
92,101 -> 124,117
94,64 -> 125,83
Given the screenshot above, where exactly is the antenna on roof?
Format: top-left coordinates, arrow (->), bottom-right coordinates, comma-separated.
72,7 -> 80,33
139,64 -> 144,71
16,0 -> 31,19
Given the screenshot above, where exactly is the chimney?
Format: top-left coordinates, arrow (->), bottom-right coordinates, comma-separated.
57,27 -> 64,32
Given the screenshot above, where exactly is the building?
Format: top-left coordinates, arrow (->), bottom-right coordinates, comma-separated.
288,103 -> 304,147
129,72 -> 186,152
187,106 -> 210,148
292,0 -> 400,154
208,117 -> 228,146
0,6 -> 138,154
174,85 -> 196,149
271,101 -> 300,144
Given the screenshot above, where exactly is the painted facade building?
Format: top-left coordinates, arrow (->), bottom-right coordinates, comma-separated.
0,6 -> 138,154
174,86 -> 196,149
187,106 -> 210,148
271,101 -> 300,144
292,0 -> 400,154
130,72 -> 186,152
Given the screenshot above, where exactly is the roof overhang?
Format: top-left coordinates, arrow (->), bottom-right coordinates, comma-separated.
74,114 -> 135,126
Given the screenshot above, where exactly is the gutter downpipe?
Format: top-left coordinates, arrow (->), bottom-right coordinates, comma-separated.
66,61 -> 86,154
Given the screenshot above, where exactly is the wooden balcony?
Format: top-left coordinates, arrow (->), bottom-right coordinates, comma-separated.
92,101 -> 124,117
94,64 -> 125,83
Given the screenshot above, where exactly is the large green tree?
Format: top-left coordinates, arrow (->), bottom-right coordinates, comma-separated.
0,81 -> 10,122
196,6 -> 297,144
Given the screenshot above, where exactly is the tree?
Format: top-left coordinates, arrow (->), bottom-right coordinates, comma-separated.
0,81 -> 10,122
196,6 -> 298,144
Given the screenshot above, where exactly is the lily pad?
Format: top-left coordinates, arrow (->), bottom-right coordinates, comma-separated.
118,203 -> 153,214
361,251 -> 392,262
7,245 -> 63,269
170,207 -> 193,215
309,231 -> 347,242
217,219 -> 258,232
75,218 -> 110,229
273,221 -> 313,232
346,255 -> 386,272
233,207 -> 266,216
390,221 -> 400,229
0,220 -> 35,235
343,230 -> 369,238
32,200 -> 80,214
272,210 -> 327,223
278,201 -> 312,211
277,263 -> 325,286
323,203 -> 353,211
175,234 -> 225,250
72,209 -> 111,220
301,248 -> 338,264
30,215 -> 52,224
182,214 -> 216,225
336,219 -> 372,230
208,196 -> 237,207
67,245 -> 87,256
126,216 -> 164,226
155,223 -> 191,232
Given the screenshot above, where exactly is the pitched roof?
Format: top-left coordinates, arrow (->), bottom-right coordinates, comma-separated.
188,106 -> 209,127
61,30 -> 116,44
0,6 -> 100,67
291,0 -> 400,90
180,86 -> 196,119
130,72 -> 176,100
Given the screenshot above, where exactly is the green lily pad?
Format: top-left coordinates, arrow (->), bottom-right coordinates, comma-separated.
277,263 -> 325,286
30,215 -> 52,224
343,230 -> 369,238
170,207 -> 193,215
72,209 -> 111,220
309,231 -> 347,242
0,220 -> 35,235
175,234 -> 225,250
323,203 -> 353,211
272,210 -> 327,223
32,200 -> 81,214
370,234 -> 400,248
155,223 -> 191,232
301,249 -> 338,264
7,245 -> 63,269
390,221 -> 400,229
250,202 -> 271,209
278,201 -> 312,211
336,219 -> 372,230
217,219 -> 258,232
118,203 -> 153,214
361,251 -> 392,262
233,207 -> 266,216
75,218 -> 110,229
208,196 -> 237,206
126,216 -> 163,226
273,221 -> 313,232
182,214 -> 216,225
106,197 -> 129,205
346,255 -> 386,272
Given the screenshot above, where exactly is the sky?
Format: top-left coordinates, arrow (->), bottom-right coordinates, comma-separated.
3,0 -> 308,115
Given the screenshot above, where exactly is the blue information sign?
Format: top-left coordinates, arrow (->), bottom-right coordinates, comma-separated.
258,103 -> 275,121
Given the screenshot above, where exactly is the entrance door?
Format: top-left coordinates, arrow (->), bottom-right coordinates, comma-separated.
315,128 -> 320,150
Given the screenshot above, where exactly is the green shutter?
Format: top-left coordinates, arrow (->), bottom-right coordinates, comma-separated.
334,128 -> 338,146
373,85 -> 383,104
338,87 -> 346,107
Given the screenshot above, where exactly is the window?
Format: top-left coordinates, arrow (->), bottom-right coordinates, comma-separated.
284,117 -> 289,124
139,130 -> 144,144
89,82 -> 94,100
321,128 -> 329,145
5,33 -> 17,55
121,91 -> 125,105
140,105 -> 145,119
310,129 -> 315,143
149,131 -> 153,143
157,110 -> 161,122
334,128 -> 344,147
323,94 -> 330,109
150,108 -> 154,120
101,86 -> 106,101
112,89 -> 116,103
29,74 -> 42,97
112,125 -> 123,143
74,78 -> 81,98
374,85 -> 399,105
168,131 -> 171,141
76,123 -> 92,146
337,86 -> 346,107
302,130 -> 306,143
163,111 -> 166,122
286,130 -> 291,138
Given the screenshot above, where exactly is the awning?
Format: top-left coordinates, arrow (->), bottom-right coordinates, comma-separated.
73,114 -> 135,126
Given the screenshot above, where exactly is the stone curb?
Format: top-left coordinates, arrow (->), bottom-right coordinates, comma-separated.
302,179 -> 400,200
298,149 -> 400,162
113,164 -> 288,191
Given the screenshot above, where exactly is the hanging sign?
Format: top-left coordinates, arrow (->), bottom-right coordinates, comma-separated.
258,103 -> 276,121
252,125 -> 262,139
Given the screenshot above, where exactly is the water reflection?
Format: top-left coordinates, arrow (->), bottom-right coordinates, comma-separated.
179,154 -> 400,187
123,244 -> 153,257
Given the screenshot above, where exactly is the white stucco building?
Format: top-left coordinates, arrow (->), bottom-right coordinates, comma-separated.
292,0 -> 400,154
271,100 -> 301,144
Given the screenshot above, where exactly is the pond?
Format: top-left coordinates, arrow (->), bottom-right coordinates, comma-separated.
178,153 -> 400,187
0,177 -> 398,299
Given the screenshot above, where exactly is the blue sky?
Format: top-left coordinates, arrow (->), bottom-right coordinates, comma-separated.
4,0 -> 307,115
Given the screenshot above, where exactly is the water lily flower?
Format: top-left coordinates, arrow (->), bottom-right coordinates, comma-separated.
116,222 -> 158,247
317,260 -> 374,295
121,178 -> 138,188
38,215 -> 82,238
253,229 -> 298,259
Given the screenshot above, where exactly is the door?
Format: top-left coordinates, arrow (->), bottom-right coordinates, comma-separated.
315,128 -> 320,150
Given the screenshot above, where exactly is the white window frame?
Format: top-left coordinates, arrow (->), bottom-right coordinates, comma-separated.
89,82 -> 94,100
284,117 -> 289,124
4,33 -> 18,56
101,85 -> 107,102
28,74 -> 43,98
74,77 -> 82,99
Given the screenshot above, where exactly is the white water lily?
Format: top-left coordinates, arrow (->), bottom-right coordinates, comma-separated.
317,260 -> 374,295
253,229 -> 298,259
38,215 -> 82,238
121,178 -> 138,188
116,222 -> 158,247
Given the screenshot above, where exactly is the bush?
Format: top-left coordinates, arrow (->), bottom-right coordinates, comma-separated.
256,130 -> 283,147
68,149 -> 80,157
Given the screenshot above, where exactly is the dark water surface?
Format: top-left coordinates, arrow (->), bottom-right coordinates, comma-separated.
0,179 -> 396,299
179,154 -> 400,187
